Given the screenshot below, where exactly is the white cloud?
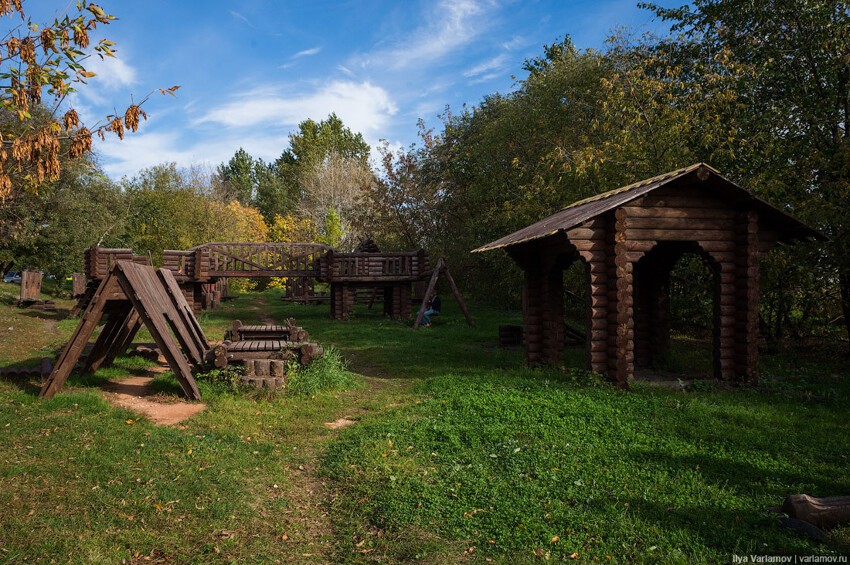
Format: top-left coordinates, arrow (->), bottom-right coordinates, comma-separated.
501,36 -> 525,50
95,127 -> 289,179
87,56 -> 138,90
230,10 -> 254,27
464,54 -> 508,78
355,0 -> 492,71
293,47 -> 321,58
198,80 -> 398,136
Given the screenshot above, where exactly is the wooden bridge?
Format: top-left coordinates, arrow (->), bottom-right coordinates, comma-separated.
162,242 -> 333,281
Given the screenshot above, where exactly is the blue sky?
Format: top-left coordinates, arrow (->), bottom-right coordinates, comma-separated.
36,0 -> 680,178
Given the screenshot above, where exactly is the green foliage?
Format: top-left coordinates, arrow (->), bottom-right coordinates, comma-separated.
318,207 -> 344,248
214,147 -> 257,205
195,364 -> 247,394
641,0 -> 850,349
121,163 -> 268,263
0,158 -> 125,276
286,347 -> 356,397
287,113 -> 371,168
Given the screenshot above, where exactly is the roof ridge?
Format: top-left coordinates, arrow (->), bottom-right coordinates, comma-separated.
557,163 -> 712,212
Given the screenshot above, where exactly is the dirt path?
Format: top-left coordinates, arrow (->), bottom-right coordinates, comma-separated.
277,375 -> 414,561
101,369 -> 208,425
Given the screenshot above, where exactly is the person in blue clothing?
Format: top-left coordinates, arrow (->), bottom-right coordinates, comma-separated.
422,291 -> 441,327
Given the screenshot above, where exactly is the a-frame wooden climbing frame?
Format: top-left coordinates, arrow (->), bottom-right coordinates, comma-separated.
413,258 -> 474,329
40,262 -> 209,400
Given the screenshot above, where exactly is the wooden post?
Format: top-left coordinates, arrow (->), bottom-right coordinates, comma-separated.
613,209 -> 636,387
71,273 -> 86,298
735,211 -> 760,384
541,261 -> 565,366
40,276 -> 118,399
441,264 -> 473,328
414,260 -> 442,329
19,270 -> 43,303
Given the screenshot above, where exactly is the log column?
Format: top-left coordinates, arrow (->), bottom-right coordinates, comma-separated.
581,251 -> 609,375
712,255 -> 737,381
612,209 -> 641,387
523,263 -> 544,366
735,211 -> 760,384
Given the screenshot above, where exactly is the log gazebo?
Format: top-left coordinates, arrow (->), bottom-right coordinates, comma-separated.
473,164 -> 821,387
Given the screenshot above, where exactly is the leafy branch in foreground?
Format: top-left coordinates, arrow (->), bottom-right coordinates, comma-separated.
0,0 -> 179,199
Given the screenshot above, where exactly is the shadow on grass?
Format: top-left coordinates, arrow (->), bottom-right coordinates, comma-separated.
617,496 -> 829,557
15,307 -> 75,321
0,354 -> 53,396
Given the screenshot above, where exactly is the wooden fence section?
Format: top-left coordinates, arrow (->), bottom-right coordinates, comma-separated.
320,250 -> 428,282
81,244 -> 450,322
162,249 -> 196,280
84,246 -> 150,280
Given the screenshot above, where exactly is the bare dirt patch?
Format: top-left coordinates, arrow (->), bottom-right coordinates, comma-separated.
102,374 -> 207,426
325,417 -> 358,429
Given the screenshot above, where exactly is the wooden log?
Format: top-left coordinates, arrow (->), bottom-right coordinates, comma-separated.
621,205 -> 736,219
778,495 -> 850,529
624,228 -> 735,241
634,194 -> 727,208
623,217 -> 736,230
565,227 -> 606,240
254,360 -> 270,377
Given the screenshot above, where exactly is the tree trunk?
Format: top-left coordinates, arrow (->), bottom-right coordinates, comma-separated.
840,270 -> 850,356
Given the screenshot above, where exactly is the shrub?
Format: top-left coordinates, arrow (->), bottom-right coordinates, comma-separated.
286,346 -> 356,396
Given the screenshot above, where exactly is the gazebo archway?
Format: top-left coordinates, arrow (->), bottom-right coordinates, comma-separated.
633,240 -> 721,378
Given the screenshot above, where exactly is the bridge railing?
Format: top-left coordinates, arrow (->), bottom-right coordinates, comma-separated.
322,251 -> 428,282
202,242 -> 333,279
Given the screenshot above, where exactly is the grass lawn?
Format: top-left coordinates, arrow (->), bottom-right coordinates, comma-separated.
0,282 -> 848,563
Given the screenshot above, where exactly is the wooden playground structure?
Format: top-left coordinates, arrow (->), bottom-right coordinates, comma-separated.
24,238 -> 473,401
40,260 -> 328,400
475,164 -> 821,387
76,242 -> 472,326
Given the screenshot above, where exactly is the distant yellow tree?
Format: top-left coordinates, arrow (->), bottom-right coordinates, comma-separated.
267,213 -> 319,289
268,213 -> 318,244
217,200 -> 268,242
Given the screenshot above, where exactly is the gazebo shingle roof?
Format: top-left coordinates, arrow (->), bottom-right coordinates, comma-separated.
473,163 -> 821,253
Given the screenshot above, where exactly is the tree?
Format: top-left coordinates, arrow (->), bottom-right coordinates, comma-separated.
215,148 -> 257,204
253,155 -> 298,222
642,0 -> 850,349
0,1 -> 178,200
287,113 -> 371,169
123,163 -> 268,262
356,136 -> 440,251
299,151 -> 373,248
0,156 -> 124,276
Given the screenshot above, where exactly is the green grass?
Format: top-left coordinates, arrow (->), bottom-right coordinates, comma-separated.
323,372 -> 850,562
0,286 -> 848,562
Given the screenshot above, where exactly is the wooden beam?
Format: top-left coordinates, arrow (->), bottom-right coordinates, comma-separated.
414,259 -> 443,329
